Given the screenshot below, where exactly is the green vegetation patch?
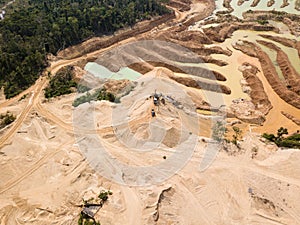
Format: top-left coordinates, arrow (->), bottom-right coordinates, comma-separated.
44,66 -> 77,99
262,127 -> 300,149
0,111 -> 16,129
73,88 -> 116,107
78,190 -> 112,225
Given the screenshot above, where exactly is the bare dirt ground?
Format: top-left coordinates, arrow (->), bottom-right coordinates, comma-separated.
1,0 -> 300,224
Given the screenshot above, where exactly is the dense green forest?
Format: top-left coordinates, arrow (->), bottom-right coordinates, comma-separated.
0,0 -> 169,98
44,66 -> 77,99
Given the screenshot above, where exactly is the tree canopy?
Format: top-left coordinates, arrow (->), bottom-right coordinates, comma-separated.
0,0 -> 169,98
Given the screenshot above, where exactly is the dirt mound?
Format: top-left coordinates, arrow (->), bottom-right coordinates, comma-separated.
168,73 -> 231,94
257,46 -> 300,109
259,34 -> 297,48
239,62 -> 272,116
103,79 -> 136,97
167,0 -> 191,12
229,98 -> 266,124
57,13 -> 175,59
281,111 -> 300,126
203,22 -> 277,42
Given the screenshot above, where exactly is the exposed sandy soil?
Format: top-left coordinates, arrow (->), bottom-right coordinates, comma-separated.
1,69 -> 300,225
1,0 -> 300,224
237,62 -> 273,121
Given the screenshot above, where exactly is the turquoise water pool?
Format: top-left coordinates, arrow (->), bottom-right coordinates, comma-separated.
84,62 -> 142,81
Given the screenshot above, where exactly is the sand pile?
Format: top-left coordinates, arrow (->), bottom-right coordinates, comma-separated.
73,68 -> 204,186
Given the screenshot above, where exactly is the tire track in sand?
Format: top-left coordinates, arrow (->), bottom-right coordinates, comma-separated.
0,140 -> 73,194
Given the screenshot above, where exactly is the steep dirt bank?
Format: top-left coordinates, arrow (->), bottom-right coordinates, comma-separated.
152,29 -> 230,66
297,41 -> 300,58
202,22 -> 278,42
257,40 -> 300,95
258,34 -> 300,71
239,62 -> 272,116
168,0 -> 191,12
168,74 -> 231,94
243,11 -> 300,36
57,0 -> 216,61
256,46 -> 300,109
259,34 -> 296,48
57,13 -> 176,59
281,111 -> 300,126
233,40 -> 300,109
225,63 -> 273,125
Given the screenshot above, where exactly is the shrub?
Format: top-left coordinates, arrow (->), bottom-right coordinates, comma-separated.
262,133 -> 276,142
262,128 -> 300,149
73,89 -> 116,107
212,120 -> 226,142
44,66 -> 77,99
0,112 -> 16,129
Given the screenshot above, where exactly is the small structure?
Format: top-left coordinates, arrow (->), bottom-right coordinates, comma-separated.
153,95 -> 159,106
151,109 -> 156,117
152,90 -> 164,106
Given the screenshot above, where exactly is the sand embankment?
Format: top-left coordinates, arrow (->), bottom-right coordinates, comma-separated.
58,12 -> 176,59
233,40 -> 300,109
239,62 -> 272,116
256,46 -> 300,109
257,40 -> 300,95
203,22 -> 277,42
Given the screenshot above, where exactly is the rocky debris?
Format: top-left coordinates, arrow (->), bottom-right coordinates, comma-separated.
152,29 -> 230,66
221,139 -> 246,156
281,111 -> 300,126
251,194 -> 277,214
73,66 -> 86,81
229,98 -> 266,125
186,89 -> 211,110
239,62 -> 272,116
103,79 -> 136,97
165,30 -> 213,45
153,186 -> 174,222
256,39 -> 280,51
195,46 -> 232,56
